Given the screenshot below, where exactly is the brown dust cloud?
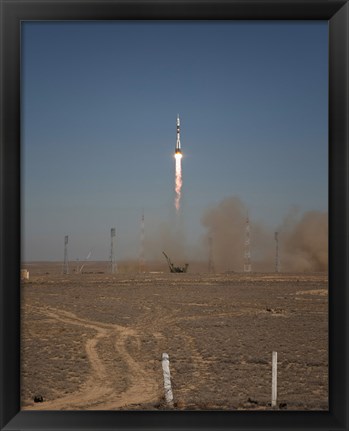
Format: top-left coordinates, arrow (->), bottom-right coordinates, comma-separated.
201,196 -> 328,273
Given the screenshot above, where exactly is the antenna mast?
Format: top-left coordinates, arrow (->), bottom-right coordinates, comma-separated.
208,236 -> 214,273
139,212 -> 145,273
110,228 -> 117,273
244,215 -> 252,273
275,232 -> 280,273
63,235 -> 69,274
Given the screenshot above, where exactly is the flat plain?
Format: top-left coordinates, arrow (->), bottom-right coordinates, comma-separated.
21,263 -> 328,411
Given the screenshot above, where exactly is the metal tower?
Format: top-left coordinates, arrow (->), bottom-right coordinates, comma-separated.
244,215 -> 252,273
110,228 -> 117,273
208,236 -> 214,273
139,212 -> 145,273
63,235 -> 69,274
275,231 -> 280,273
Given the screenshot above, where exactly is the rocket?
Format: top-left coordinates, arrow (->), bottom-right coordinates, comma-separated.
175,114 -> 182,155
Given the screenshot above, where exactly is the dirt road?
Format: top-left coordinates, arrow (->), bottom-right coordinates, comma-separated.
21,269 -> 328,410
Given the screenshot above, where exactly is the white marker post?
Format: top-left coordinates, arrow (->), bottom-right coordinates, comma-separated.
162,353 -> 174,406
271,351 -> 278,408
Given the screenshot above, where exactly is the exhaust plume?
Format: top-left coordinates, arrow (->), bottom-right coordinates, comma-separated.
174,153 -> 182,212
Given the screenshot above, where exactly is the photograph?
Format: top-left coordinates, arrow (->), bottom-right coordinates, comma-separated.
19,20 -> 329,412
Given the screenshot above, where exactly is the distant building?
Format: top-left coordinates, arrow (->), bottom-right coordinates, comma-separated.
21,269 -> 29,280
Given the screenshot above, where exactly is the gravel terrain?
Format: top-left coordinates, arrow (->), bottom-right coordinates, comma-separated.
21,264 -> 328,411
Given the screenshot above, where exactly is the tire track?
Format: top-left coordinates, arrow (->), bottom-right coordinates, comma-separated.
27,306 -> 160,410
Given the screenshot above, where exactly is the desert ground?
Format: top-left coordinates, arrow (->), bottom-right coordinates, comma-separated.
21,262 -> 328,411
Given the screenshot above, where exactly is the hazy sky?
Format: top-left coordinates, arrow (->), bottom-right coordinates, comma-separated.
21,21 -> 328,262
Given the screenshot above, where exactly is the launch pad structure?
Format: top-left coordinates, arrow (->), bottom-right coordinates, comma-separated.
162,251 -> 188,273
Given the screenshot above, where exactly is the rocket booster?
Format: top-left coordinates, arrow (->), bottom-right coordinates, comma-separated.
175,114 -> 182,155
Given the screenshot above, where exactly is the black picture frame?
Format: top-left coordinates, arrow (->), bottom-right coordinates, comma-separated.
0,1 -> 348,430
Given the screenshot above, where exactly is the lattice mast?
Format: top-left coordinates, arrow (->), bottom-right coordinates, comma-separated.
139,211 -> 145,273
110,228 -> 117,273
208,236 -> 214,273
275,231 -> 280,273
63,235 -> 69,274
244,215 -> 252,272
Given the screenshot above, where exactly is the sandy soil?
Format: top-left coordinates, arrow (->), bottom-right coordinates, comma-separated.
21,264 -> 328,411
